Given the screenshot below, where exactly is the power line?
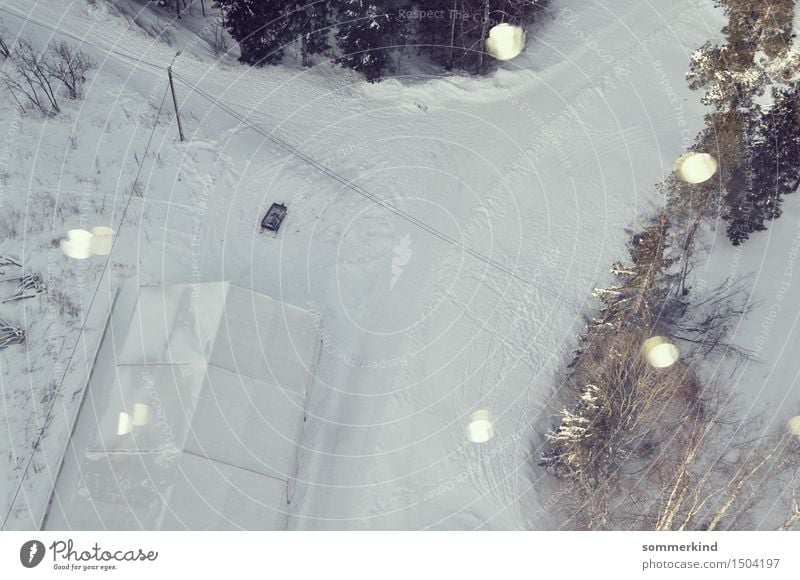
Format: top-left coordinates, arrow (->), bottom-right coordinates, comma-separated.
0,5 -> 164,73
172,72 -> 582,308
0,3 -> 582,308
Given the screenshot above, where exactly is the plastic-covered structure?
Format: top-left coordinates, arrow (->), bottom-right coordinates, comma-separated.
45,282 -> 319,530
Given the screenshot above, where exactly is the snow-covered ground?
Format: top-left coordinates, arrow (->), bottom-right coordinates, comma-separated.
5,0 -> 796,531
698,196 -> 800,436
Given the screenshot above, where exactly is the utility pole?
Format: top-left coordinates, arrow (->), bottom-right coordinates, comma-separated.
167,64 -> 185,142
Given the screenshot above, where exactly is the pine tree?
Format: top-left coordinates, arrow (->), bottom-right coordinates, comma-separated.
336,1 -> 405,82
215,0 -> 551,77
725,84 -> 800,244
419,1 -> 548,73
707,103 -> 760,245
414,0 -> 453,68
687,0 -> 795,110
686,41 -> 768,109
722,104 -> 769,245
718,0 -> 795,59
286,1 -> 334,67
214,0 -> 288,65
758,84 -> 800,198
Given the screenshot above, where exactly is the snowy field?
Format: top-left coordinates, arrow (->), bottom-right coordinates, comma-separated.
1,0 -> 797,530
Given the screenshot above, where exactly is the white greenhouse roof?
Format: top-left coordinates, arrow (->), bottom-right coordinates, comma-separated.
118,282 -> 319,394
45,282 -> 319,530
64,451 -> 291,530
91,364 -> 306,481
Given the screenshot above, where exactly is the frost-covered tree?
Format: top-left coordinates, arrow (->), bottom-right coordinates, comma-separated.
45,41 -> 94,100
538,213 -> 783,529
541,216 -> 680,487
539,384 -> 601,479
687,42 -> 768,109
1,39 -> 62,115
687,0 -> 796,110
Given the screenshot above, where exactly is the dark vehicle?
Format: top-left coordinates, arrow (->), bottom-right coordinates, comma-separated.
261,203 -> 287,232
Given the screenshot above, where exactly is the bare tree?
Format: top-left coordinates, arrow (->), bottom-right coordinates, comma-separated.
1,37 -> 94,115
539,208 -> 796,530
45,41 -> 94,100
778,491 -> 800,530
552,363 -> 800,531
1,39 -> 60,115
657,424 -> 800,531
671,276 -> 757,365
0,26 -> 11,58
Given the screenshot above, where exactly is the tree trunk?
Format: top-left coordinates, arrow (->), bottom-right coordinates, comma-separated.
477,0 -> 490,73
301,35 -> 310,67
446,0 -> 458,70
676,194 -> 711,296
